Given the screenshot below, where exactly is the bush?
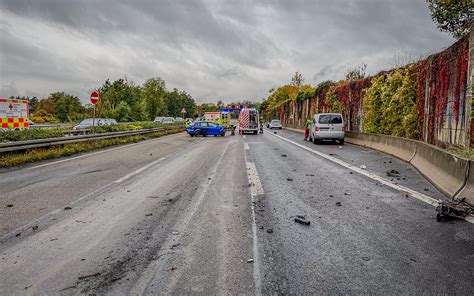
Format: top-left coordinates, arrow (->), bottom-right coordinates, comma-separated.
363,68 -> 419,139
0,128 -> 66,142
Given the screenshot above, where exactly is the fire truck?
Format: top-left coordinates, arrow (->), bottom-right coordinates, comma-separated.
238,107 -> 260,134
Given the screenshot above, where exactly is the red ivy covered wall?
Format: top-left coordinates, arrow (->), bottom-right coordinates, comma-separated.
281,34 -> 471,148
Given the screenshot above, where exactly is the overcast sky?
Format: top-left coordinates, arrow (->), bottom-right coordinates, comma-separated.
0,0 -> 454,104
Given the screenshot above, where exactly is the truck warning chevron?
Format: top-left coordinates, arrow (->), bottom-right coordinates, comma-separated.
0,98 -> 30,130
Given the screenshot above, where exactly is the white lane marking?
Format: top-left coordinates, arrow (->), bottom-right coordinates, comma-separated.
265,131 -> 441,207
114,157 -> 166,184
244,142 -> 250,150
243,135 -> 246,139
23,133 -> 184,170
244,156 -> 263,295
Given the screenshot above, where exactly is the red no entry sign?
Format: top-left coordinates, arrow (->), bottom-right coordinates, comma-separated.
90,91 -> 100,105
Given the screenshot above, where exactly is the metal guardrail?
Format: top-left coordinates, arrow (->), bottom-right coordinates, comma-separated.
0,125 -> 185,153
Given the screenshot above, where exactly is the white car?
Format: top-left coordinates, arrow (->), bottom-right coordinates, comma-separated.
162,117 -> 175,124
269,119 -> 282,129
154,117 -> 164,123
310,113 -> 345,144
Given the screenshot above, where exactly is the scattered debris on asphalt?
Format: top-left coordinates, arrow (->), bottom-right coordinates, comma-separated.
349,172 -> 353,174
274,131 -> 277,134
281,154 -> 287,157
338,146 -> 342,149
273,148 -> 279,150
171,231 -> 179,235
287,178 -> 293,181
336,202 -> 342,206
32,225 -> 38,231
360,165 -> 366,169
386,169 -> 400,177
361,256 -> 370,261
266,228 -> 274,233
247,258 -> 254,263
6,204 -> 13,208
424,188 -> 429,191
78,272 -> 101,281
50,238 -> 58,241
15,233 -> 21,237
436,198 -> 473,222
294,215 -> 311,225
344,192 -> 351,196
305,173 -> 315,176
329,153 -> 338,156
64,206 -> 72,210
145,213 -> 153,216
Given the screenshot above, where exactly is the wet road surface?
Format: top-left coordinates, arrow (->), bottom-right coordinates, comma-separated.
1,130 -> 473,295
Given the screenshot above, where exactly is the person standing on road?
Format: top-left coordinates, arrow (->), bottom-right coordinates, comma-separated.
304,117 -> 312,141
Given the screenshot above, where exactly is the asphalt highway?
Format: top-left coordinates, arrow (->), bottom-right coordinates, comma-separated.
1,130 -> 473,295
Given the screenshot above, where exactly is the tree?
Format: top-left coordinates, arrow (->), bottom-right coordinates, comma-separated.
291,71 -> 304,88
142,77 -> 166,120
345,63 -> 367,81
427,0 -> 473,39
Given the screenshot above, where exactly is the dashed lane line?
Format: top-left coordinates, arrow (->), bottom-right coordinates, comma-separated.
244,144 -> 263,295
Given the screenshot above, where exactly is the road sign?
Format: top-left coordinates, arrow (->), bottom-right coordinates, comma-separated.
90,91 -> 100,105
181,108 -> 187,114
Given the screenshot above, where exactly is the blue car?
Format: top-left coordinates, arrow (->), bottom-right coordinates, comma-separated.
187,121 -> 225,137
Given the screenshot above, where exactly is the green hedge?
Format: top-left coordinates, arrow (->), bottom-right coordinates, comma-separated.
0,122 -> 183,142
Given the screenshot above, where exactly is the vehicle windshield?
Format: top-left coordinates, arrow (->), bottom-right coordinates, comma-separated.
318,115 -> 342,124
78,119 -> 94,125
271,120 -> 281,124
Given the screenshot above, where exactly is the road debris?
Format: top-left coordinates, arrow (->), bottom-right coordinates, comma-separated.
361,256 -> 370,261
287,178 -> 293,181
266,228 -> 274,233
6,204 -> 13,208
329,153 -> 338,156
78,272 -> 101,281
336,202 -> 342,206
32,225 -> 38,231
294,215 -> 311,225
360,165 -> 366,169
64,206 -> 72,210
386,169 -> 400,177
305,173 -> 315,176
171,231 -> 179,235
247,258 -> 254,263
436,198 -> 473,222
281,154 -> 287,157
145,213 -> 153,216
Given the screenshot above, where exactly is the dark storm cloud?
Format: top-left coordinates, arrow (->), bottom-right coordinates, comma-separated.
0,0 -> 454,103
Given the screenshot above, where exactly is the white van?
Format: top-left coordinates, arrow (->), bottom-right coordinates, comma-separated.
310,113 -> 345,144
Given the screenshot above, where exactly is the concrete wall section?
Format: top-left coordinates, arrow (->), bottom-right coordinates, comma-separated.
410,141 -> 470,198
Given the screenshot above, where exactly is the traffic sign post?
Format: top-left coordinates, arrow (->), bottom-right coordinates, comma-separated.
181,107 -> 186,119
90,91 -> 100,133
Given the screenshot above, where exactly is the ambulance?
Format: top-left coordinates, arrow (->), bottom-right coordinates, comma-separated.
0,98 -> 30,130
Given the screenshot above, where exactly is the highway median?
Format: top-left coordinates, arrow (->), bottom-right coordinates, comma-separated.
0,126 -> 185,168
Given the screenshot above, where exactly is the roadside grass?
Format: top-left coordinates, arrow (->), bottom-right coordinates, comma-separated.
446,145 -> 474,160
0,128 -> 184,168
0,122 -> 182,142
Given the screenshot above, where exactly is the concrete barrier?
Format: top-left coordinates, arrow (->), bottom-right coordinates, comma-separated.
345,132 -> 471,200
458,161 -> 474,205
409,141 -> 470,198
345,132 -> 417,162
